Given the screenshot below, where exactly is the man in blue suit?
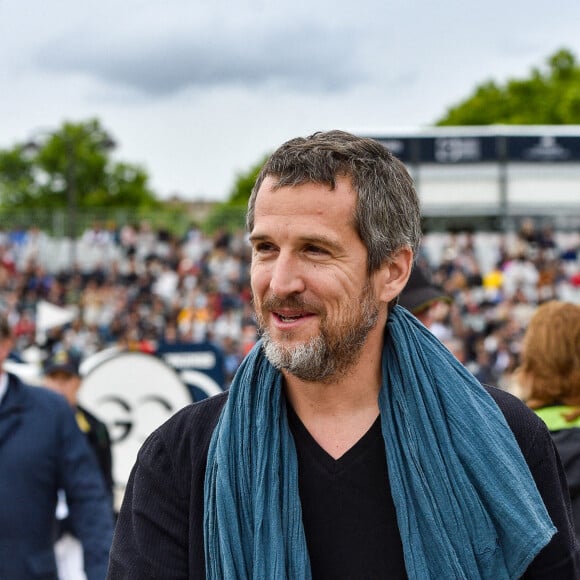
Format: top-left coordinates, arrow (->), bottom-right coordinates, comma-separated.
0,315 -> 114,579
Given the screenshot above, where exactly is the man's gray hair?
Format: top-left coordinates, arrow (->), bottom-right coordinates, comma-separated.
246,130 -> 422,272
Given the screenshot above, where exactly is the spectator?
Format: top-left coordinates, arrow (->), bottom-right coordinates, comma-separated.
43,349 -> 114,501
0,315 -> 113,580
43,348 -> 115,580
399,263 -> 466,346
398,263 -> 452,328
515,300 -> 580,542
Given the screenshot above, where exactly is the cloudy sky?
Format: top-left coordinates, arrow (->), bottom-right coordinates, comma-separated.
2,0 -> 580,201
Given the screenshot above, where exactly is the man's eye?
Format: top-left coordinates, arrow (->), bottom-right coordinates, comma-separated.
254,242 -> 276,253
305,245 -> 328,255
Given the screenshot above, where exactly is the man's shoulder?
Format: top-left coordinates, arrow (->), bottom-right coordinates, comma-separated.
483,384 -> 534,419
483,385 -> 548,452
8,373 -> 70,412
141,391 -> 229,462
160,390 -> 228,435
4,375 -> 85,449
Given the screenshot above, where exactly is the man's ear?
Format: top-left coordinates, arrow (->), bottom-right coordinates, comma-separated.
376,247 -> 413,304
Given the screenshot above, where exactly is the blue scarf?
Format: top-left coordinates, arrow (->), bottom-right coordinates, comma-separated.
204,305 -> 555,579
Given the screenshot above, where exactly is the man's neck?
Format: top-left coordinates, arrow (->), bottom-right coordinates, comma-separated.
283,349 -> 383,460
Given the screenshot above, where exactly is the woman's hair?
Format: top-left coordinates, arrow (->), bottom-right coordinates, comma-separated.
516,300 -> 580,411
246,130 -> 422,273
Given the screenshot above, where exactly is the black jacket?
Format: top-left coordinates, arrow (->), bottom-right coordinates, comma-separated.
553,428 -> 580,543
77,405 -> 114,499
108,387 -> 580,579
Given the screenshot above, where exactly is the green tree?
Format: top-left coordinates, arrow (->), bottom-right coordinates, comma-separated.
0,119 -> 160,211
227,155 -> 269,206
203,155 -> 268,233
437,48 -> 580,125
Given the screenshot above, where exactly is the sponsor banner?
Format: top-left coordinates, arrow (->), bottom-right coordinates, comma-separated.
372,134 -> 580,164
79,351 -> 193,489
156,341 -> 225,402
507,136 -> 580,162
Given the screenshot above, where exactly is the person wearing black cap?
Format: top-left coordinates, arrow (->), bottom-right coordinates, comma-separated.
400,265 -> 470,363
43,349 -> 115,580
398,264 -> 452,327
44,350 -> 114,502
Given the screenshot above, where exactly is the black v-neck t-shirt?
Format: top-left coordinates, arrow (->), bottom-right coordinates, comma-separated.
287,406 -> 408,579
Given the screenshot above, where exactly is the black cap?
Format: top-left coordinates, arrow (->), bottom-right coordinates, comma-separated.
43,350 -> 81,377
399,265 -> 451,314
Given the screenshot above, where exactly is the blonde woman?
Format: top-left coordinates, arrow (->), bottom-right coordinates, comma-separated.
517,300 -> 580,542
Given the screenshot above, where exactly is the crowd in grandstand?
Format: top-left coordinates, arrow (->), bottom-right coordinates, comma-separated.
1,218 -> 580,393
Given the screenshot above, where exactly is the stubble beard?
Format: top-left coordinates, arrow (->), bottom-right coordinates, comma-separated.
257,284 -> 380,383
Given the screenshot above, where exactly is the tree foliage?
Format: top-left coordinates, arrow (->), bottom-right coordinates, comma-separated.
0,119 -> 160,211
204,154 -> 269,232
436,48 -> 580,125
226,155 -> 269,206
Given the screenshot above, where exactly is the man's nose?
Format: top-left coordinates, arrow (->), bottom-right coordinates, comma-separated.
269,252 -> 306,297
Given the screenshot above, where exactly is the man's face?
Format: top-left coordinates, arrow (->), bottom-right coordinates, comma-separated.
249,176 -> 382,383
44,371 -> 80,407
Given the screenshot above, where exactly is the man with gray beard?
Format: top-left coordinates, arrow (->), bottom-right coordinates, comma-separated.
109,131 -> 578,579
258,282 -> 378,382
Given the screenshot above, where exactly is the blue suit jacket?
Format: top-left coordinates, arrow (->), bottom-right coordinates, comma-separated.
0,373 -> 114,579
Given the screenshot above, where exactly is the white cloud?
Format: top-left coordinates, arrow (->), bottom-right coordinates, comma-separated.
36,19 -> 366,95
1,0 -> 580,200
